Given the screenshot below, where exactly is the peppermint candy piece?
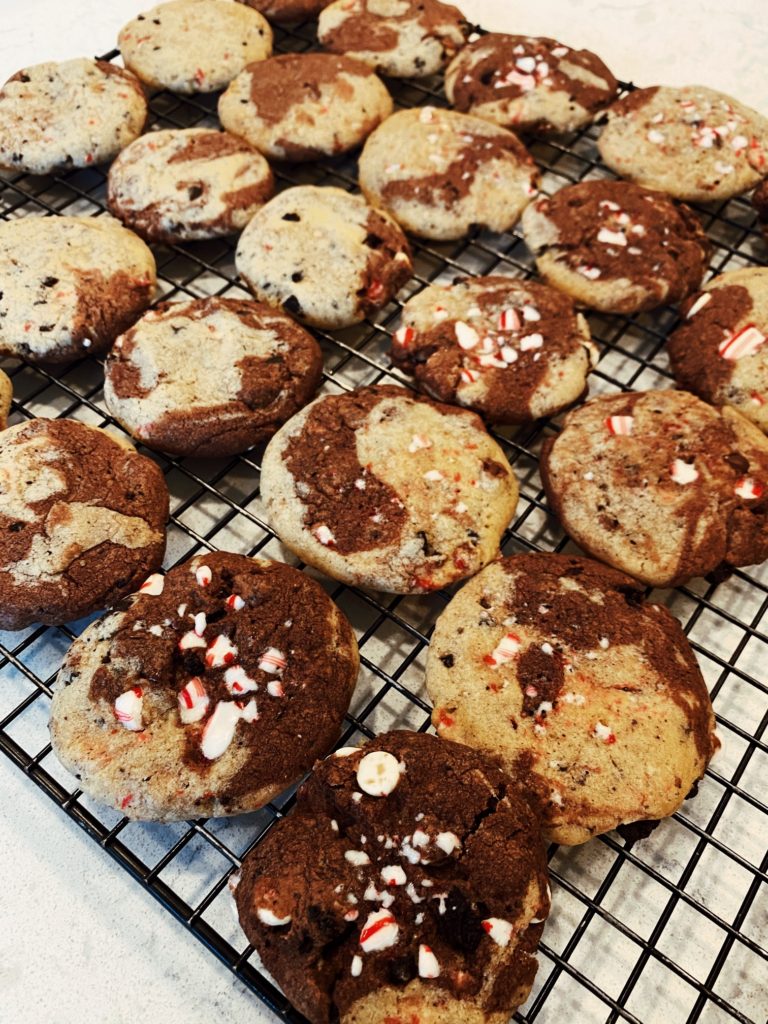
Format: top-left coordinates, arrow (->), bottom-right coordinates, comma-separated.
206,634 -> 238,668
482,917 -> 514,947
195,564 -> 212,587
267,679 -> 285,697
359,909 -> 399,953
139,573 -> 164,596
258,647 -> 287,674
394,325 -> 414,347
498,308 -> 521,331
520,332 -> 543,351
356,750 -> 403,797
718,323 -> 767,360
605,415 -> 634,436
345,850 -> 371,866
257,908 -> 291,927
435,831 -> 460,856
455,321 -> 480,350
201,698 -> 257,760
313,524 -> 336,547
735,476 -> 764,500
350,955 -> 363,977
484,631 -> 521,667
114,686 -> 144,731
597,227 -> 627,247
381,865 -> 407,887
459,367 -> 480,384
193,612 -> 207,637
418,944 -> 440,978
593,720 -> 616,744
224,665 -> 258,695
178,677 -> 209,724
670,458 -> 699,485
226,594 -> 245,611
408,433 -> 432,453
178,630 -> 206,651
687,292 -> 713,320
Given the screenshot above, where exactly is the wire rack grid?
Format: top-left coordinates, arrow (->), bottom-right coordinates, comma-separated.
1,18 -> 766,1024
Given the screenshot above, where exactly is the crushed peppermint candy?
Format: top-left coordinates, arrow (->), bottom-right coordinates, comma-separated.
359,909 -> 399,952
267,679 -> 285,697
201,698 -> 257,760
670,458 -> 699,485
350,955 -> 363,977
381,865 -> 407,886
423,469 -> 444,482
520,332 -> 543,351
258,647 -> 286,674
193,611 -> 207,637
646,129 -> 666,144
482,917 -> 514,947
257,908 -> 291,926
178,630 -> 206,651
178,677 -> 209,723
408,433 -> 432,452
718,323 -> 767,360
226,594 -> 245,611
357,750 -> 403,797
484,632 -> 521,667
114,686 -> 144,731
435,831 -> 460,855
394,325 -> 414,347
735,476 -> 764,500
498,308 -> 521,331
345,849 -> 371,866
605,415 -> 634,436
455,321 -> 480,350
597,227 -> 628,247
418,944 -> 440,978
195,564 -> 212,587
206,634 -> 238,668
686,292 -> 712,318
577,264 -> 601,280
139,573 -> 164,596
593,720 -> 616,744
224,665 -> 258,695
313,523 -> 336,546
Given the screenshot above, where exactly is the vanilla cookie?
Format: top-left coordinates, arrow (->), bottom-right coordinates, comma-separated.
359,107 -> 539,241
0,58 -> 147,176
260,384 -> 519,593
50,551 -> 359,820
445,33 -> 618,135
118,0 -> 272,95
597,85 -> 768,203
104,296 -> 323,458
318,0 -> 468,79
521,179 -> 710,313
0,370 -> 12,430
107,128 -> 273,243
392,275 -> 597,424
427,553 -> 719,845
667,267 -> 768,433
235,186 -> 412,329
234,730 -> 549,1024
541,389 -> 768,587
218,53 -> 392,162
751,178 -> 768,243
0,418 -> 168,630
0,215 -> 155,364
238,0 -> 331,23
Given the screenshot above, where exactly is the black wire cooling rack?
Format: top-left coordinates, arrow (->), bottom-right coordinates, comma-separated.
1,19 -> 767,1024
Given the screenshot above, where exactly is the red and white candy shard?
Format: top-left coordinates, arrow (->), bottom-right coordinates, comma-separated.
593,720 -> 616,743
206,634 -> 238,668
345,849 -> 371,866
114,686 -> 144,731
605,415 -> 634,436
139,573 -> 164,596
455,321 -> 479,350
359,909 -> 399,953
482,917 -> 514,947
735,476 -> 764,499
418,944 -> 440,979
201,698 -> 258,760
193,612 -> 207,637
670,458 -> 699,485
597,227 -> 627,247
178,677 -> 209,724
350,955 -> 363,977
258,647 -> 286,674
195,564 -> 212,587
267,680 -> 285,697
313,524 -> 336,547
460,367 -> 479,384
394,325 -> 414,347
226,594 -> 245,611
485,631 -> 521,667
520,332 -> 543,351
224,665 -> 258,695
356,750 -> 403,797
381,865 -> 407,886
257,907 -> 291,926
718,323 -> 767,360
498,308 -> 521,331
179,630 -> 206,651
435,831 -> 460,855
686,292 -> 712,319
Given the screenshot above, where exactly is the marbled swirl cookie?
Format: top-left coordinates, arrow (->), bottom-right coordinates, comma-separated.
104,297 -> 323,458
118,0 -> 272,95
50,551 -> 359,820
521,180 -> 711,313
427,553 -> 719,845
318,0 -> 468,79
541,389 -> 768,587
218,53 -> 392,162
260,384 -> 519,593
234,731 -> 550,1024
0,58 -> 147,175
0,215 -> 156,364
597,85 -> 768,202
392,275 -> 597,424
238,0 -> 332,23
235,186 -> 412,329
0,418 -> 168,630
107,128 -> 274,243
359,107 -> 539,241
445,33 -> 618,135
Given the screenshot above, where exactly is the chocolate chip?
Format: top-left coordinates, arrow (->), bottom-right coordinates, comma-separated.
616,819 -> 660,843
291,271 -> 304,283
363,233 -> 383,249
439,653 -> 455,668
181,651 -> 205,675
188,185 -> 203,200
417,530 -> 435,556
388,956 -> 416,985
8,522 -> 23,533
18,73 -> 30,83
433,886 -> 485,953
480,70 -> 494,86
282,295 -> 302,316
42,276 -> 59,287
724,451 -> 750,474
39,325 -> 54,333
282,212 -> 301,222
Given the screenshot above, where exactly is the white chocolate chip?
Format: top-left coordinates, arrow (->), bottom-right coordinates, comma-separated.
356,750 -> 403,797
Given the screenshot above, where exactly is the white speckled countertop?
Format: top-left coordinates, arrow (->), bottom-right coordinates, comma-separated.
1,3 -> 766,1023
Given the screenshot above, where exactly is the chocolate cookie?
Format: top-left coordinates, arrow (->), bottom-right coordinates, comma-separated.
235,185 -> 412,329
0,58 -> 147,176
667,268 -> 768,433
752,178 -> 768,242
358,107 -> 539,241
597,85 -> 768,203
0,418 -> 168,630
541,389 -> 768,587
392,275 -> 598,424
445,33 -> 618,135
118,0 -> 272,95
260,384 -> 519,593
233,731 -> 550,1024
218,53 -> 392,162
50,551 -> 359,820
104,296 -> 323,458
521,180 -> 711,314
317,0 -> 468,79
427,553 -> 719,845
0,215 -> 156,364
107,128 -> 274,244
238,0 -> 331,24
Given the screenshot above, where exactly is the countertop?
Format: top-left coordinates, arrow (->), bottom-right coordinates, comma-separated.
1,3 -> 766,1024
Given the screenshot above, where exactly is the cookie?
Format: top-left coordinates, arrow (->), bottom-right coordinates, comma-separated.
0,58 -> 147,176
392,275 -> 598,424
0,370 -> 12,430
238,0 -> 331,23
0,215 -> 155,364
118,0 -> 272,95
667,267 -> 768,434
521,180 -> 711,314
445,33 -> 618,135
541,389 -> 768,587
107,128 -> 274,244
597,85 -> 768,203
235,186 -> 412,329
104,296 -> 323,458
50,551 -> 359,820
234,730 -> 550,1024
359,107 -> 539,241
0,418 -> 168,631
752,178 -> 768,241
317,0 -> 468,79
260,384 -> 519,593
427,553 -> 719,845
218,53 -> 392,162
